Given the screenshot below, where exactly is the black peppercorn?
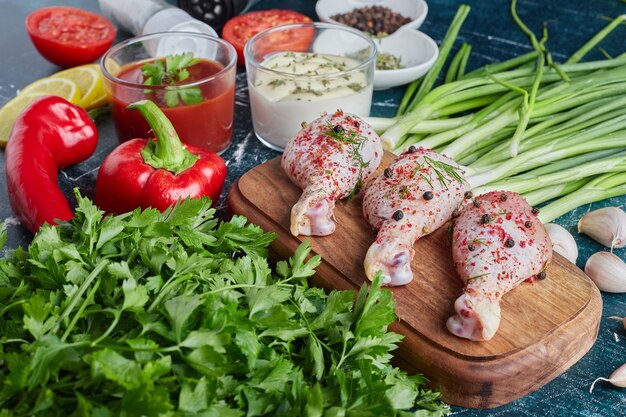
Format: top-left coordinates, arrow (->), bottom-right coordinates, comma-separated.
524,220 -> 532,228
331,5 -> 412,37
480,214 -> 491,224
383,167 -> 392,178
505,238 -> 515,248
464,191 -> 473,199
531,207 -> 540,215
468,243 -> 476,251
423,191 -> 434,200
500,194 -> 508,201
537,271 -> 547,280
392,210 -> 404,221
407,145 -> 417,154
333,125 -> 344,134
473,199 -> 481,207
452,209 -> 460,218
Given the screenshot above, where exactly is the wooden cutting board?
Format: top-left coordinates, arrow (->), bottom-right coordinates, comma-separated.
227,153 -> 602,409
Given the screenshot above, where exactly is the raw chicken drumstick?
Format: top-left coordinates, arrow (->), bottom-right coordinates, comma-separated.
447,191 -> 552,341
362,147 -> 470,286
282,110 -> 383,236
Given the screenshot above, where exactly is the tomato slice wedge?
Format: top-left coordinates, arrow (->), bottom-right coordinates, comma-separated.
222,9 -> 313,65
26,6 -> 117,68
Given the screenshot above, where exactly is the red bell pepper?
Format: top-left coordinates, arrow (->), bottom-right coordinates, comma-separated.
5,95 -> 98,233
95,100 -> 227,213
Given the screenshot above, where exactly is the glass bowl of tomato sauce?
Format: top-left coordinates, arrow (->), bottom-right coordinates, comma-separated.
101,32 -> 236,154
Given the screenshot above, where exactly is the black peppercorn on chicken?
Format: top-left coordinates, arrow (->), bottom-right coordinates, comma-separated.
362,147 -> 470,286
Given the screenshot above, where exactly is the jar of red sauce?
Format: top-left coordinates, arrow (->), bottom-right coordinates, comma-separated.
101,32 -> 236,154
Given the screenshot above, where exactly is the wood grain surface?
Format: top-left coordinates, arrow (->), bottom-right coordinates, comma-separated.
228,153 -> 603,408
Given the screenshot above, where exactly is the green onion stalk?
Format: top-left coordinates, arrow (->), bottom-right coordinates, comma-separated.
367,3 -> 626,223
538,172 -> 626,223
522,179 -> 590,207
474,150 -> 626,195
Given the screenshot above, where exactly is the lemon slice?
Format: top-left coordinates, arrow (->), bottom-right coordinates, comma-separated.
49,64 -> 107,110
88,88 -> 109,110
19,77 -> 82,105
0,93 -> 47,147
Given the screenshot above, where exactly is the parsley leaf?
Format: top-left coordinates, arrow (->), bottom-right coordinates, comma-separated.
0,192 -> 449,416
141,52 -> 204,108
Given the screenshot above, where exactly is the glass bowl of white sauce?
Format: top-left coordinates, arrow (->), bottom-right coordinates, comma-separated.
245,22 -> 377,151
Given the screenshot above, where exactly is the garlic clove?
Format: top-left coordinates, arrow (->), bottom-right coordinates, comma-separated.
585,251 -> 626,293
578,207 -> 626,250
545,223 -> 578,264
590,362 -> 626,393
608,316 -> 626,331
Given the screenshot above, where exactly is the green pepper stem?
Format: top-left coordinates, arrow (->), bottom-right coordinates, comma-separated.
128,100 -> 199,174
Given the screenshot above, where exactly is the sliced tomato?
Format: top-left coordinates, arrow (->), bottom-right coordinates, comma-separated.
222,9 -> 313,65
26,6 -> 117,68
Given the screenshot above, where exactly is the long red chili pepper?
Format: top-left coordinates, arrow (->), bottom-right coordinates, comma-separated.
95,100 -> 227,213
5,95 -> 98,233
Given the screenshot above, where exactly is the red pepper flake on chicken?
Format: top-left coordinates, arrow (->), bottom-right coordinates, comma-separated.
282,110 -> 383,236
363,147 -> 470,286
447,191 -> 552,341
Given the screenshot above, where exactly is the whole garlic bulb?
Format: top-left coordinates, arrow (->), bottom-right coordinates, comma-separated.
584,251 -> 626,293
545,223 -> 578,264
578,207 -> 626,249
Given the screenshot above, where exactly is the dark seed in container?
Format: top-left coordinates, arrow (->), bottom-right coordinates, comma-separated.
452,209 -> 460,218
532,207 -> 540,215
384,167 -> 393,178
423,191 -> 434,200
333,125 -> 344,134
468,243 -> 476,251
392,210 -> 404,221
464,191 -> 473,199
480,214 -> 491,224
537,271 -> 547,280
505,238 -> 515,248
524,220 -> 532,228
500,193 -> 508,201
407,145 -> 417,154
473,199 -> 481,207
331,5 -> 412,37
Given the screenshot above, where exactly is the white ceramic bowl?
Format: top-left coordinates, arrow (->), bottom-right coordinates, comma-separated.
373,28 -> 438,90
316,0 -> 428,32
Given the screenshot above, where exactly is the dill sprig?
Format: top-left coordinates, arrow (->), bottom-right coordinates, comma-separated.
467,273 -> 491,282
325,122 -> 371,201
423,156 -> 465,189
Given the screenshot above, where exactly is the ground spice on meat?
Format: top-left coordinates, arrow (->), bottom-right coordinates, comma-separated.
331,6 -> 412,37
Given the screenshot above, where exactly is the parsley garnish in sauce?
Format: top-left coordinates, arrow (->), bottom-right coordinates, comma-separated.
141,52 -> 204,107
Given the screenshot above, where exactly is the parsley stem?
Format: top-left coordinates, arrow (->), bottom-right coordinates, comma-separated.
90,308 -> 122,347
0,299 -> 26,317
51,259 -> 110,337
62,278 -> 101,342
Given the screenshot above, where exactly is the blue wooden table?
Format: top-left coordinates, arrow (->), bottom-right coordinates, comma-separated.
1,0 -> 625,415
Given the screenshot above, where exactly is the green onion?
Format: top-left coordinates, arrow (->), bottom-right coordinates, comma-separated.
538,173 -> 626,223
408,5 -> 471,111
522,178 -> 590,207
567,15 -> 626,64
446,43 -> 471,84
376,1 -> 626,222
474,150 -> 626,195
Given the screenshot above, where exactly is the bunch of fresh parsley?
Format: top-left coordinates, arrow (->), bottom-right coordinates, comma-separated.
141,52 -> 204,108
0,192 -> 449,416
